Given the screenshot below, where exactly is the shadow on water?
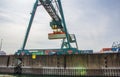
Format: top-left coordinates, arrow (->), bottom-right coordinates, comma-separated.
0,74 -> 75,77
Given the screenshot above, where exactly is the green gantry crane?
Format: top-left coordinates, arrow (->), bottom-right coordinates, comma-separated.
15,0 -> 79,55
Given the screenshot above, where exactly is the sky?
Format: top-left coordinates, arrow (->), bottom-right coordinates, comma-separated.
0,0 -> 120,54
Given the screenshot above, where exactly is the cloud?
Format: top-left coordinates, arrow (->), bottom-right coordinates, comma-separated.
62,0 -> 120,51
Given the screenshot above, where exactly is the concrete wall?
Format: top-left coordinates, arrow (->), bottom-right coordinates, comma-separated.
0,53 -> 120,76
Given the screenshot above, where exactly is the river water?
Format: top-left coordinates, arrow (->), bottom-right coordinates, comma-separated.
0,74 -> 71,77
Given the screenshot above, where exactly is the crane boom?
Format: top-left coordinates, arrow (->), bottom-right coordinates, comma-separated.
39,0 -> 60,21
39,0 -> 71,48
39,0 -> 63,30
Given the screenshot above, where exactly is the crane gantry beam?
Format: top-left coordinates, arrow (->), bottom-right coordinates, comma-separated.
39,0 -> 64,30
39,0 -> 60,21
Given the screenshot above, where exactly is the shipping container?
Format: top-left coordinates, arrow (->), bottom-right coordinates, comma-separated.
111,48 -> 117,51
102,48 -> 111,51
118,48 -> 120,52
80,50 -> 93,54
32,51 -> 44,55
48,33 -> 66,39
100,48 -> 112,53
0,51 -> 6,55
111,48 -> 120,52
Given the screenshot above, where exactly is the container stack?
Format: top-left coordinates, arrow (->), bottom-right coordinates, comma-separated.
100,48 -> 120,53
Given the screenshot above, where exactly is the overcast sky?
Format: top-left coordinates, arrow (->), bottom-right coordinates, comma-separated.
0,0 -> 120,54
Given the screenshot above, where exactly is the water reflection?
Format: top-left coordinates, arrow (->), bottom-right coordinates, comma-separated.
0,74 -> 71,77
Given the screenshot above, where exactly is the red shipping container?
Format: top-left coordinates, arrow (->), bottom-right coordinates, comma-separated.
102,48 -> 111,51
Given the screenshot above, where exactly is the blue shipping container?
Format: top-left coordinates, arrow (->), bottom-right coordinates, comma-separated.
80,50 -> 93,54
111,48 -> 117,51
118,48 -> 120,52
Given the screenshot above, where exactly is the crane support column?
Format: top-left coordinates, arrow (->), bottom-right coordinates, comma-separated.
21,0 -> 39,51
57,0 -> 71,49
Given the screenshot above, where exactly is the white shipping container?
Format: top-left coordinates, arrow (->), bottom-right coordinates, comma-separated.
0,51 -> 6,55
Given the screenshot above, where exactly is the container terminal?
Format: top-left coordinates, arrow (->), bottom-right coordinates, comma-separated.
0,0 -> 120,76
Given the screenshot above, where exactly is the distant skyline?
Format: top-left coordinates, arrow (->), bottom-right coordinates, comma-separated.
0,0 -> 120,54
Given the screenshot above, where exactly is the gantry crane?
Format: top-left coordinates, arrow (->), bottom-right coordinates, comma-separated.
111,41 -> 120,52
16,0 -> 79,55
